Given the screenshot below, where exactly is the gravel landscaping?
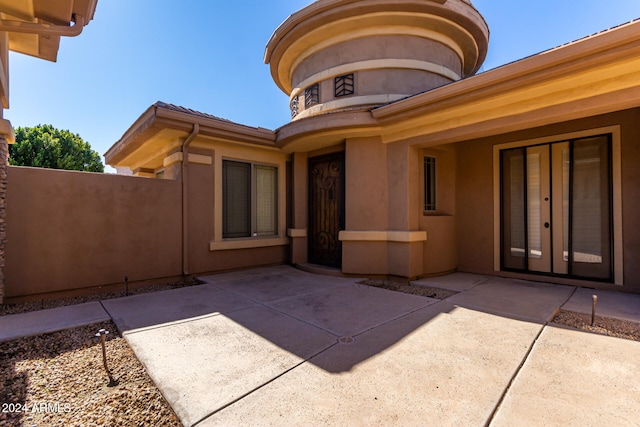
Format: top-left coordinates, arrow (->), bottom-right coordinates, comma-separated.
552,310 -> 640,342
0,321 -> 181,426
0,278 -> 203,317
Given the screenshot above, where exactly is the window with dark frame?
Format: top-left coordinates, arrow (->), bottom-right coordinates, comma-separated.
424,156 -> 437,211
305,83 -> 319,108
223,160 -> 278,239
335,73 -> 354,97
290,96 -> 299,118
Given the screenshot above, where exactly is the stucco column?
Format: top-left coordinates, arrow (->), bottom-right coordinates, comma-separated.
386,142 -> 425,278
0,118 -> 13,304
288,152 -> 308,264
341,137 -> 389,274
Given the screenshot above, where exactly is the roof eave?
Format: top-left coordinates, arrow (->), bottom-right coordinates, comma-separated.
373,19 -> 640,122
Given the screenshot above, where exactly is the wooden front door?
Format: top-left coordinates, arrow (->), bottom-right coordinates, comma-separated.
309,152 -> 345,268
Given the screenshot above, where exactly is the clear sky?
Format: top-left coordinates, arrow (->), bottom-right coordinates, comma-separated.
5,0 -> 640,172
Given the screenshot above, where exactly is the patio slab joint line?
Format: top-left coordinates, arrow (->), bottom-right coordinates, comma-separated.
484,322 -> 546,427
350,298 -> 443,339
484,286 -> 578,426
189,341 -> 340,427
98,300 -> 114,323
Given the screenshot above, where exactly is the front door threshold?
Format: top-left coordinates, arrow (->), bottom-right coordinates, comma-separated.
294,263 -> 347,277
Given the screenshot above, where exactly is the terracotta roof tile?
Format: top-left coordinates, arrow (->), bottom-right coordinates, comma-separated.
153,101 -> 232,123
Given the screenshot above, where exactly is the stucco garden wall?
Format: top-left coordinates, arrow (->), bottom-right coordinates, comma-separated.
5,166 -> 183,300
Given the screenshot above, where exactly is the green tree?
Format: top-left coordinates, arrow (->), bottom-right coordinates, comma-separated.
9,124 -> 104,172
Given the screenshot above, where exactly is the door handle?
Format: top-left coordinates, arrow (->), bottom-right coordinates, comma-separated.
544,222 -> 550,229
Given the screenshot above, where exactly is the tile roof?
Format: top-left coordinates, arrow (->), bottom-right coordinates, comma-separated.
153,101 -> 232,123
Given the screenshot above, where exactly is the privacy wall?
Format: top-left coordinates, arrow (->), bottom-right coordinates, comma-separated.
5,166 -> 183,300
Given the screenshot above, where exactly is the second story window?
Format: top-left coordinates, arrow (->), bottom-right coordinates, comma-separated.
290,96 -> 299,118
305,84 -> 319,108
335,73 -> 354,97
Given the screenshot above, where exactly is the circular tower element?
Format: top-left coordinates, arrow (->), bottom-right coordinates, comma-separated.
265,0 -> 489,121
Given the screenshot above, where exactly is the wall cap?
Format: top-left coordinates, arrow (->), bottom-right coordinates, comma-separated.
0,119 -> 15,144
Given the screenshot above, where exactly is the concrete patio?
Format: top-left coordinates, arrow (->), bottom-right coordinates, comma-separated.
102,266 -> 640,426
2,265 -> 639,426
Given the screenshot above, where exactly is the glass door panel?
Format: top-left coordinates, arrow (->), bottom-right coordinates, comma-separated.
526,146 -> 551,272
571,136 -> 612,279
501,135 -> 612,281
501,148 -> 526,270
552,143 -> 570,275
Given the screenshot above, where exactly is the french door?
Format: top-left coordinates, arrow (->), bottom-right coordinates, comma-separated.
501,135 -> 613,281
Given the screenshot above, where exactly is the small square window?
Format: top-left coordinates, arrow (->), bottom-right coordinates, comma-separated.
305,84 -> 319,108
424,156 -> 436,211
335,73 -> 354,97
290,96 -> 299,118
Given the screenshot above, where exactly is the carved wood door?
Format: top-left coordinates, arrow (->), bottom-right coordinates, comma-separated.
309,152 -> 345,268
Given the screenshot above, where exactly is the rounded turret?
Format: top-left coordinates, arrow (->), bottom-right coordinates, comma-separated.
265,0 -> 489,121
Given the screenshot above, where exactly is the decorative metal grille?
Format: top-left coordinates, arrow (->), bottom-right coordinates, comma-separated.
335,73 -> 354,97
305,84 -> 319,108
290,96 -> 299,118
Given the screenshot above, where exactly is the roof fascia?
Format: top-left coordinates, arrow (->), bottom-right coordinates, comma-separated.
105,104 -> 277,166
154,107 -> 276,146
373,20 -> 640,121
103,104 -> 158,164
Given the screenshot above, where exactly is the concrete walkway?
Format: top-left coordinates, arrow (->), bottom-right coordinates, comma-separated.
1,266 -> 640,426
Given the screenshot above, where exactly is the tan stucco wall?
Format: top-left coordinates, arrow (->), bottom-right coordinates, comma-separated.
289,152 -> 308,264
340,138 -> 425,278
5,150 -> 291,300
345,137 -> 388,230
292,35 -> 461,86
455,108 -> 640,291
5,166 -> 183,298
419,147 -> 457,275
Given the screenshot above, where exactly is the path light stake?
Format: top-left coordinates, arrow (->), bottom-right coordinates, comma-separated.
95,329 -> 118,387
591,295 -> 598,326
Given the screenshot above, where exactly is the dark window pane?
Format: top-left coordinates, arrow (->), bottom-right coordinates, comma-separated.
501,148 -> 527,270
424,156 -> 436,211
223,160 -> 251,238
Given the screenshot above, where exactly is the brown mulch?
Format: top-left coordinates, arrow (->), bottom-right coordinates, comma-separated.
552,310 -> 640,342
0,278 -> 204,316
358,279 -> 458,299
0,321 -> 182,426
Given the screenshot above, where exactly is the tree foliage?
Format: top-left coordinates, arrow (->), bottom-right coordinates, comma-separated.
9,124 -> 104,172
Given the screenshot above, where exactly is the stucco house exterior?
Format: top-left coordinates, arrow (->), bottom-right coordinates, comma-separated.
106,0 -> 640,294
0,0 -> 98,302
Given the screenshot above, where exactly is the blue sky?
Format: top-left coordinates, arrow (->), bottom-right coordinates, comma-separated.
5,0 -> 640,172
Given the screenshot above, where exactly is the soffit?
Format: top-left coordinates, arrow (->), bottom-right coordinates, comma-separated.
372,20 -> 640,146
106,102 -> 277,170
0,0 -> 97,61
274,20 -> 640,150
